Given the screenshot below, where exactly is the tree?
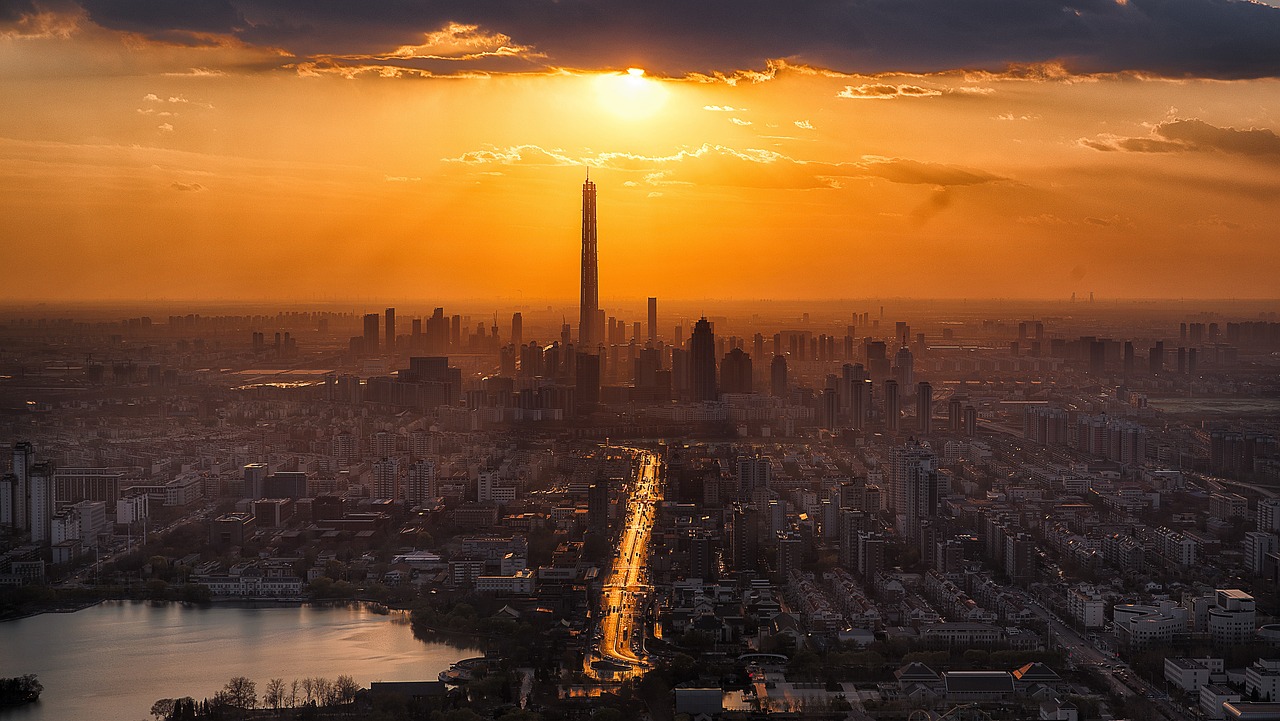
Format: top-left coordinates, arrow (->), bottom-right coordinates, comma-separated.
288,679 -> 300,709
150,698 -> 176,720
302,677 -> 316,705
312,677 -> 334,706
222,676 -> 258,711
263,678 -> 285,711
334,675 -> 360,704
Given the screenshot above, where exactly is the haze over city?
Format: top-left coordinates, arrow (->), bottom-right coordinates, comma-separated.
4,1 -> 1280,301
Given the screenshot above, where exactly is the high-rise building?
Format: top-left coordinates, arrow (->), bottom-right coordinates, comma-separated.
647,297 -> 657,343
737,454 -> 770,499
916,381 -> 933,434
407,459 -> 436,504
10,442 -> 33,531
575,352 -> 601,412
884,379 -> 900,432
720,348 -> 753,394
28,462 -> 53,544
894,345 -> 914,388
770,355 -> 788,398
363,313 -> 379,353
244,462 -> 268,501
373,458 -> 399,500
385,307 -> 396,352
511,312 -> 523,349
690,317 -> 717,401
579,172 -> 599,347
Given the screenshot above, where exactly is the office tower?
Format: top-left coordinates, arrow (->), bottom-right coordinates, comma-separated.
1189,347 -> 1198,375
646,297 -> 657,343
894,344 -> 914,388
820,389 -> 838,430
866,340 -> 889,378
852,378 -> 871,430
385,307 -> 396,352
579,172 -> 599,347
244,462 -> 268,501
690,317 -> 717,401
948,397 -> 963,432
450,314 -> 461,351
28,462 -> 53,544
770,355 -> 788,398
720,348 -> 753,394
363,313 -> 379,353
1089,340 -> 1106,375
738,454 -> 771,499
588,481 -> 609,532
884,379 -> 900,432
510,313 -> 522,349
917,381 -> 933,434
964,405 -> 977,436
1123,341 -> 1135,375
575,352 -> 600,411
1149,341 -> 1165,375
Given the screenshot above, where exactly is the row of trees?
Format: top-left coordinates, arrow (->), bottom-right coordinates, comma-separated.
151,675 -> 361,719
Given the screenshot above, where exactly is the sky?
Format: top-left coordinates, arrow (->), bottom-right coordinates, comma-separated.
2,0 -> 1280,302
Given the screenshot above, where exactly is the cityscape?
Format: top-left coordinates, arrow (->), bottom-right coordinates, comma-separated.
4,2 -> 1280,721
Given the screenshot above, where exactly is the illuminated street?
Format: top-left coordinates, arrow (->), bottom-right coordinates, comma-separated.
590,448 -> 662,680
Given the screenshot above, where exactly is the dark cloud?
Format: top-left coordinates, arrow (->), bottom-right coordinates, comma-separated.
66,0 -> 1280,79
1083,118 -> 1280,158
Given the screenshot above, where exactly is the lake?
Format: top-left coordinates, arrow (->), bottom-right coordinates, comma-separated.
0,601 -> 480,721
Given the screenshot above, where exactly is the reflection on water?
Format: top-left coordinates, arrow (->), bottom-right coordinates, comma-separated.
0,601 -> 480,721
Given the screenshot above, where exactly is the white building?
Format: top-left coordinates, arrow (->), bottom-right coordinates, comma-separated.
1245,659 -> 1280,702
1201,684 -> 1241,720
1165,657 -> 1218,693
1067,585 -> 1107,629
116,492 -> 149,523
1153,526 -> 1198,567
1114,600 -> 1189,650
1208,589 -> 1256,648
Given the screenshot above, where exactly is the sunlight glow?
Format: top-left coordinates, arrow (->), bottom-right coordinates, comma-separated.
595,68 -> 668,120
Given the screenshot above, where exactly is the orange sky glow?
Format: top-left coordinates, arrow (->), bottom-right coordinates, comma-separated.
2,4 -> 1280,302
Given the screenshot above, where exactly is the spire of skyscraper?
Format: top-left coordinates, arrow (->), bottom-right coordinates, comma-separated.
579,170 -> 599,348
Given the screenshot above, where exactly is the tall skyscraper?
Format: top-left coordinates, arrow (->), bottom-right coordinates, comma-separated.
363,313 -> 379,353
384,307 -> 396,352
579,172 -> 599,348
510,312 -> 523,349
690,317 -> 717,401
884,379 -> 900,432
916,381 -> 933,434
647,297 -> 657,343
720,348 -> 753,394
770,355 -> 788,398
11,442 -> 33,531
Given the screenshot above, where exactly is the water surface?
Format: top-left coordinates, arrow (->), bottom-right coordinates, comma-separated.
0,601 -> 478,721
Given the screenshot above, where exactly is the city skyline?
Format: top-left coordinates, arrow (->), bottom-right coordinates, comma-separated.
3,3 -> 1280,302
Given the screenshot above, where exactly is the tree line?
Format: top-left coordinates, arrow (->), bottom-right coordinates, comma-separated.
151,675 -> 361,719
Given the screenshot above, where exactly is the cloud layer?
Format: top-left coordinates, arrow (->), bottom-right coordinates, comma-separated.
27,0 -> 1276,79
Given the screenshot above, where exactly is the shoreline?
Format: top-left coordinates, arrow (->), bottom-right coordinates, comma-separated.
1,596 -> 404,624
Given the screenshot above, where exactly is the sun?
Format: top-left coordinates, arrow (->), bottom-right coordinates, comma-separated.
594,67 -> 668,120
